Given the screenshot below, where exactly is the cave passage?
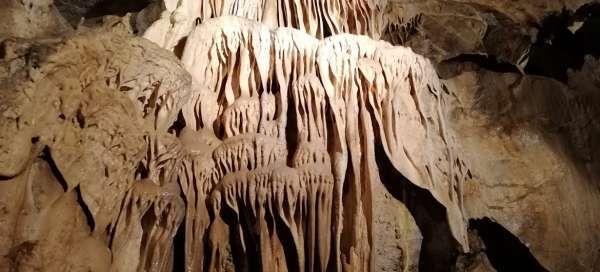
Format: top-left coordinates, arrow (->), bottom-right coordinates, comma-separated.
85,0 -> 150,19
172,218 -> 186,272
525,2 -> 600,83
374,144 -> 460,272
469,218 -> 548,272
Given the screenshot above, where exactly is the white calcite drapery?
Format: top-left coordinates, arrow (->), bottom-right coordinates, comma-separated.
170,16 -> 470,271
0,5 -> 468,271
140,0 -> 390,51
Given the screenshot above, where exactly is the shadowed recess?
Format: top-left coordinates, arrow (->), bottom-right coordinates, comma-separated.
469,218 -> 548,272
374,144 -> 460,272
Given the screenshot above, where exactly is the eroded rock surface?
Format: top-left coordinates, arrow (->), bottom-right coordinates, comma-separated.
0,0 -> 71,39
446,69 -> 600,271
0,26 -> 191,272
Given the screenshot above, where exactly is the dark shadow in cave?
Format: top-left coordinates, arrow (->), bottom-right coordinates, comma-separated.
173,37 -> 188,59
172,218 -> 186,271
40,146 -> 68,191
220,204 -> 255,271
284,80 -> 299,167
168,111 -> 187,137
442,54 -> 521,74
74,185 -> 96,232
469,218 -> 548,272
374,144 -> 460,272
55,0 -> 151,26
525,3 -> 600,83
84,0 -> 150,19
274,211 -> 301,272
572,3 -> 600,59
40,146 -> 96,231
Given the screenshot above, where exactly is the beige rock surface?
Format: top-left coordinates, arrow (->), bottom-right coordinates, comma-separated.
0,26 -> 191,272
0,0 -> 71,39
446,69 -> 600,271
382,0 -> 592,64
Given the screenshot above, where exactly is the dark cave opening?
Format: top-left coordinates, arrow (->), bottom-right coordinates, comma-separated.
55,0 -> 151,25
441,54 -> 521,74
469,218 -> 548,272
524,3 -> 600,83
84,0 -> 150,19
436,53 -> 523,78
373,144 -> 460,272
572,3 -> 600,58
0,41 -> 6,59
172,218 -> 186,271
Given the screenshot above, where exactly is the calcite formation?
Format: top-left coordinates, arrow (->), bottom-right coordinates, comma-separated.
0,25 -> 192,271
139,0 -> 390,51
1,0 -> 600,271
171,16 -> 469,271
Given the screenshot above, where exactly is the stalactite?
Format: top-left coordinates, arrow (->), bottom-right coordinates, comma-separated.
140,0 -> 390,52
174,16 -> 470,272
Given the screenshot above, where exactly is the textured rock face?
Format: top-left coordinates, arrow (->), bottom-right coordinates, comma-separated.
175,16 -> 470,271
0,24 -> 191,271
1,0 -> 600,272
446,69 -> 600,271
0,0 -> 71,38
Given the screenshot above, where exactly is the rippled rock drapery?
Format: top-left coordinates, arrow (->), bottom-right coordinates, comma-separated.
0,5 -> 470,272
173,16 -> 470,271
139,0 -> 390,51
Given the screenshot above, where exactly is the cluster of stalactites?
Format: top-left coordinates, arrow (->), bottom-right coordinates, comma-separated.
196,0 -> 388,38
172,16 -> 469,271
140,0 -> 390,51
177,47 -> 336,271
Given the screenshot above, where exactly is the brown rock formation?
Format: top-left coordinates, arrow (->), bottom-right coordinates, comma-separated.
0,25 -> 191,271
